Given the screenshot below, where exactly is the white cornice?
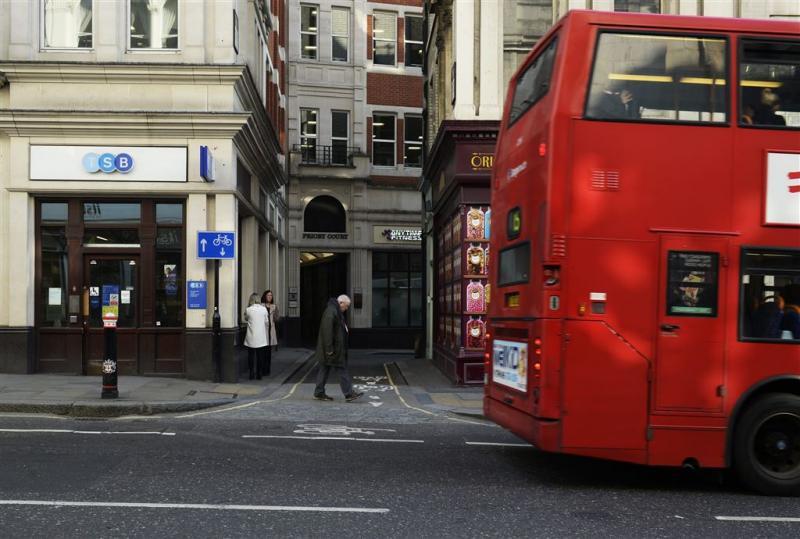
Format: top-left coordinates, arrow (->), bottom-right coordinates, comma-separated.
0,62 -> 245,85
0,109 -> 251,137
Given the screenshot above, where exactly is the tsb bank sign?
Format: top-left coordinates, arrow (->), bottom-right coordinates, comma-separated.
83,152 -> 134,174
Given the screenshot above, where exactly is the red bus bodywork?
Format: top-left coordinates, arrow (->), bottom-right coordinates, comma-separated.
484,10 -> 800,494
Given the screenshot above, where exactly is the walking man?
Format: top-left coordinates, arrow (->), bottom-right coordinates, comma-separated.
313,294 -> 363,402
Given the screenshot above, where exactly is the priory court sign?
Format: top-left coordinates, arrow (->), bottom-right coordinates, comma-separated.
302,232 -> 349,240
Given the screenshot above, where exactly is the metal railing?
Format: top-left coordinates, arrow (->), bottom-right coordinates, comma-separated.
293,144 -> 360,167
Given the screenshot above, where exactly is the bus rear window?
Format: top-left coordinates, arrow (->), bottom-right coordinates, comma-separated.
498,242 -> 530,286
585,33 -> 728,123
740,248 -> 800,342
508,38 -> 557,126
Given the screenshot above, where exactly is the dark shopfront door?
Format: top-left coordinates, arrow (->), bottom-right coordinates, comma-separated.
84,256 -> 140,375
300,253 -> 348,346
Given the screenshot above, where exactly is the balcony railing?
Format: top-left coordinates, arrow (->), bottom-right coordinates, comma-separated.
293,144 -> 359,167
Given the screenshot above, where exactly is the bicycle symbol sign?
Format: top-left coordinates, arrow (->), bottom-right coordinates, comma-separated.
197,231 -> 236,259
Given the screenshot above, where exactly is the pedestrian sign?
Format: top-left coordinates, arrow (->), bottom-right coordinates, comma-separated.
197,231 -> 235,259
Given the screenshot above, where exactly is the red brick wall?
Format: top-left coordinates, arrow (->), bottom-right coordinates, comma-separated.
367,73 -> 423,107
396,118 -> 404,164
397,18 -> 405,64
366,15 -> 373,60
366,116 -> 373,157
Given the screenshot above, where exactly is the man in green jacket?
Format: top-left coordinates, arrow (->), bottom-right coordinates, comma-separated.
313,295 -> 364,402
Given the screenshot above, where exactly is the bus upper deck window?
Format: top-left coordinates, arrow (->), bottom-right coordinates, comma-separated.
585,33 -> 728,124
739,40 -> 800,128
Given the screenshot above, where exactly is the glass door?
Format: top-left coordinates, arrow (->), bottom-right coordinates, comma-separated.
85,257 -> 139,328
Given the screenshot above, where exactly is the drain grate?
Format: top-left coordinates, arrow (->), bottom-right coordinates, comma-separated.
385,362 -> 408,386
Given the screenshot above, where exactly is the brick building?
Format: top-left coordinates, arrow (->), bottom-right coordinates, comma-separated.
283,0 -> 426,347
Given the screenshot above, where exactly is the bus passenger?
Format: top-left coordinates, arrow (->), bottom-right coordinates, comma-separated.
594,86 -> 641,119
752,294 -> 784,339
752,88 -> 786,126
781,285 -> 800,339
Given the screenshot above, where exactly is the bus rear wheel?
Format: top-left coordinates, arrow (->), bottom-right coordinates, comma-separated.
734,393 -> 800,496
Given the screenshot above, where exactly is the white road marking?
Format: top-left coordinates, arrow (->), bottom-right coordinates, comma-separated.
0,500 -> 388,514
293,424 -> 395,435
465,441 -> 532,448
369,396 -> 380,400
715,516 -> 800,522
369,402 -> 383,407
242,435 -> 423,443
0,429 -> 175,436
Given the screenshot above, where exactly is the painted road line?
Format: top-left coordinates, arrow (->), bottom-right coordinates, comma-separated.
715,516 -> 800,522
242,435 -> 424,443
0,500 -> 388,514
465,441 -> 532,447
0,429 -> 175,436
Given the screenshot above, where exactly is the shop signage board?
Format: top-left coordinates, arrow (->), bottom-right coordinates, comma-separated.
30,145 -> 187,182
200,146 -> 216,182
197,231 -> 235,259
187,281 -> 207,309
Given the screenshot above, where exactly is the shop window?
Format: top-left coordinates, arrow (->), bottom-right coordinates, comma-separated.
404,115 -> 423,167
43,0 -> 93,48
740,248 -> 800,341
373,12 -> 396,66
129,0 -> 178,49
42,201 -> 68,224
301,4 -> 318,59
739,40 -> 800,128
40,218 -> 68,327
83,229 -> 140,246
83,202 -> 141,224
372,252 -> 422,327
331,7 -> 349,62
372,113 -> 395,167
405,15 -> 423,68
304,195 -> 346,232
156,203 -> 184,327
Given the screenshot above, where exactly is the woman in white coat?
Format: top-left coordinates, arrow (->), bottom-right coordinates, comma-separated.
244,293 -> 268,379
260,289 -> 280,376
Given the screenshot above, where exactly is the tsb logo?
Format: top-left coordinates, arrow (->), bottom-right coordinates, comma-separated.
83,152 -> 134,174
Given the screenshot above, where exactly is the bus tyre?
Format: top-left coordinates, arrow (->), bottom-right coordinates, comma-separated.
734,393 -> 800,496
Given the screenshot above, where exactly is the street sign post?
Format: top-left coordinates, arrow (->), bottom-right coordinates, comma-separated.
197,231 -> 235,260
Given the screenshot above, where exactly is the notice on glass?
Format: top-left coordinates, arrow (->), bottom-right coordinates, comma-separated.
48,288 -> 62,306
121,290 -> 131,304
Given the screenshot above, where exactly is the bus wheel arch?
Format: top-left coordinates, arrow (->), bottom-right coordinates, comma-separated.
731,391 -> 800,496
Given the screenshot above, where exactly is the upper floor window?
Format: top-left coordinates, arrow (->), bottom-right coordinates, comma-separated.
373,12 -> 396,66
404,116 -> 423,167
614,0 -> 660,12
372,114 -> 396,167
585,33 -> 727,124
300,108 -> 318,163
405,16 -> 424,68
301,4 -> 318,60
331,7 -> 349,62
130,0 -> 178,49
739,39 -> 800,128
43,0 -> 93,48
331,111 -> 350,165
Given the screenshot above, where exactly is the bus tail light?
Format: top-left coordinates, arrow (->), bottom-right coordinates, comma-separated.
533,337 -> 542,377
539,143 -> 547,157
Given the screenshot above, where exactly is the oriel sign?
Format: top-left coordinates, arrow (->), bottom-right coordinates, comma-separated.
470,152 -> 494,171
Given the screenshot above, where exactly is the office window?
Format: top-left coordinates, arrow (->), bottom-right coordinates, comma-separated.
130,0 -> 178,49
300,108 -> 318,163
404,116 -> 423,167
331,111 -> 349,165
373,12 -> 396,66
405,15 -> 423,68
373,252 -> 423,327
614,0 -> 660,12
372,114 -> 395,167
43,0 -> 92,48
301,4 -> 318,59
331,7 -> 349,62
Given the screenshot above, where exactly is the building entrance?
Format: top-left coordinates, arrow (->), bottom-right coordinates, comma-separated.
300,253 -> 348,346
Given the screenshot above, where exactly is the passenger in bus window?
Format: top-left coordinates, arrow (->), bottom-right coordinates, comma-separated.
595,85 -> 641,119
752,88 -> 786,126
780,285 -> 800,339
752,294 -> 784,339
741,104 -> 755,125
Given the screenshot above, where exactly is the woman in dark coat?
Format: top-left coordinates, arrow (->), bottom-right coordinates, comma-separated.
313,295 -> 363,402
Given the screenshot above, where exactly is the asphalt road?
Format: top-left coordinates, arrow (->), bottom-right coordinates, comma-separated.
1,361 -> 798,538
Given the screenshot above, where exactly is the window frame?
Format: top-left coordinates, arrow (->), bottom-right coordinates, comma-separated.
372,113 -> 396,167
128,0 -> 180,51
300,108 -> 319,162
300,4 -> 319,60
583,30 -> 731,126
372,11 -> 397,66
403,115 -> 423,168
331,110 -> 350,165
331,6 -> 350,63
41,0 -> 94,50
404,15 -> 424,68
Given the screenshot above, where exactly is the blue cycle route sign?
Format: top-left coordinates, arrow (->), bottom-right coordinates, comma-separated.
197,231 -> 235,259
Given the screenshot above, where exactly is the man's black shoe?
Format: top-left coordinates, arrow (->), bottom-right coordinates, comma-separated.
313,394 -> 334,401
345,392 -> 364,402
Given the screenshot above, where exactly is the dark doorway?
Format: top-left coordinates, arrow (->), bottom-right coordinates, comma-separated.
300,252 -> 348,346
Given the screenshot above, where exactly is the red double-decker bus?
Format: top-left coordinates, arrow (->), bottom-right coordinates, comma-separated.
484,10 -> 800,496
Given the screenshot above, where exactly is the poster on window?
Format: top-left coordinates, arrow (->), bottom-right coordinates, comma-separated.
667,251 -> 718,316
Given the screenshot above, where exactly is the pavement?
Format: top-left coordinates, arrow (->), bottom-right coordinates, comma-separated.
0,348 -> 485,418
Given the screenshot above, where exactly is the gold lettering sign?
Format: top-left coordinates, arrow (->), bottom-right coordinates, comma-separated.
470,153 -> 494,171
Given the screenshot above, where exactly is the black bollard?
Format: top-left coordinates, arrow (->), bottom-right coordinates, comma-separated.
212,306 -> 221,383
101,312 -> 119,399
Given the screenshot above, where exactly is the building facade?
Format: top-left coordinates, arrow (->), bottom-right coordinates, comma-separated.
0,0 -> 288,380
283,0 -> 426,348
421,0 -> 800,383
